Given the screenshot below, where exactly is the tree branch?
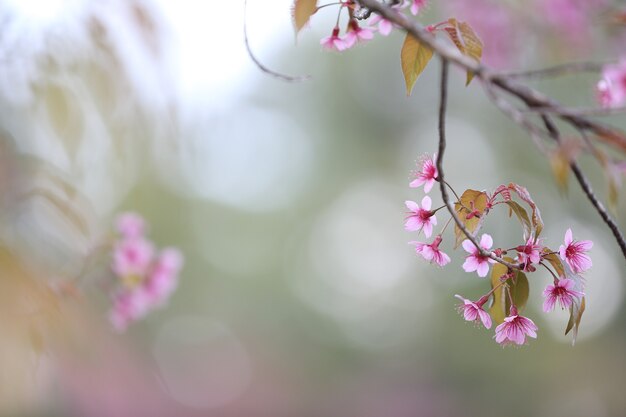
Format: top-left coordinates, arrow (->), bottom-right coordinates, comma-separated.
539,114 -> 626,260
435,59 -> 519,271
356,0 -> 626,263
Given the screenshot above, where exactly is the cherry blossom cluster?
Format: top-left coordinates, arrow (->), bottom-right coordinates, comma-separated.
318,0 -> 426,52
109,213 -> 183,332
596,59 -> 626,109
405,153 -> 593,346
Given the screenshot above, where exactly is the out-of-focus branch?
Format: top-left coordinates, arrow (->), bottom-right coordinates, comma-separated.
539,114 -> 626,260
435,59 -> 519,271
498,62 -> 608,79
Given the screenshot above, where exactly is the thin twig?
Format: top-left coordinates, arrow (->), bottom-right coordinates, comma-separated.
498,62 -> 607,79
435,58 -> 519,271
539,114 -> 626,260
244,0 -> 311,82
522,105 -> 626,117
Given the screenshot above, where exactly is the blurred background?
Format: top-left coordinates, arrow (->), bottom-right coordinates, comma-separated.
0,0 -> 625,416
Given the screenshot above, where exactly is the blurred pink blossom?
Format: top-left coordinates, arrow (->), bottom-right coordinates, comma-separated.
596,59 -> 626,109
321,27 -> 348,52
109,212 -> 183,331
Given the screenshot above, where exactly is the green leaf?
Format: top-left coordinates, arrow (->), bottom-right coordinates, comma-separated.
292,0 -> 318,34
400,33 -> 433,96
489,258 -> 529,325
504,201 -> 532,241
565,297 -> 585,346
453,189 -> 488,248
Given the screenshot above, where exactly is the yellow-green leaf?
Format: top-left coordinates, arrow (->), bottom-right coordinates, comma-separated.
504,201 -> 532,240
453,189 -> 488,248
489,259 -> 529,325
401,33 -> 433,96
565,297 -> 585,346
542,249 -> 565,277
292,0 -> 318,34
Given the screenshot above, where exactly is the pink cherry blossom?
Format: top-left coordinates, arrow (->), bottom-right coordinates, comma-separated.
410,235 -> 450,266
112,238 -> 154,279
144,248 -> 184,305
343,21 -> 375,48
404,196 -> 437,237
596,59 -> 626,109
116,212 -> 146,239
516,237 -> 543,271
542,278 -> 584,312
109,289 -> 150,332
109,213 -> 184,331
494,307 -> 538,346
321,27 -> 348,52
559,228 -> 593,273
404,0 -> 427,15
462,234 -> 495,277
409,153 -> 438,193
369,4 -> 403,36
454,294 -> 492,329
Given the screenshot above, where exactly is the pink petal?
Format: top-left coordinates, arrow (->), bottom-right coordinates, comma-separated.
564,228 -> 573,245
476,261 -> 490,278
463,257 -> 479,272
405,200 -> 419,211
480,234 -> 493,249
462,239 -> 476,254
421,196 -> 432,210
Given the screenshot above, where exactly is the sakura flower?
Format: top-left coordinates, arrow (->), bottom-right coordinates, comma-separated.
404,196 -> 437,237
596,59 -> 626,109
321,27 -> 348,52
109,212 -> 184,332
516,237 -> 543,271
559,228 -> 593,273
454,294 -> 492,329
116,212 -> 146,238
494,306 -> 538,346
144,248 -> 184,306
542,278 -> 584,312
370,15 -> 393,36
112,238 -> 154,280
109,289 -> 150,332
404,0 -> 427,15
462,234 -> 495,277
409,153 -> 438,193
343,20 -> 375,48
410,235 -> 450,266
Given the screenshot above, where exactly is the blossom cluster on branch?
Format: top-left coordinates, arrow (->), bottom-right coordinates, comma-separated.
406,154 -> 592,346
109,213 -> 183,332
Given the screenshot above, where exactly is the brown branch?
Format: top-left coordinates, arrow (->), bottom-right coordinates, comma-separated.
356,0 -> 626,263
498,61 -> 608,79
435,59 -> 519,271
355,0 -> 626,153
539,114 -> 626,260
